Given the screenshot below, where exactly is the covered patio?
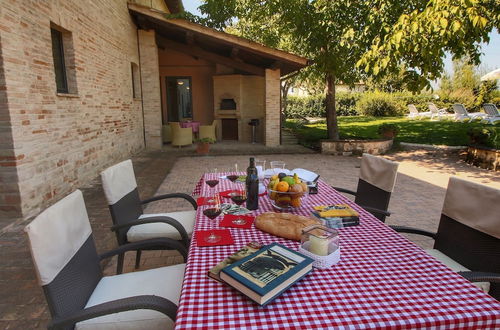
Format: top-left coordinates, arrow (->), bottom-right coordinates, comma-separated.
129,4 -> 308,148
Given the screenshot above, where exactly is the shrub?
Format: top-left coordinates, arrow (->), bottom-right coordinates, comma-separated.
284,93 -> 361,119
285,94 -> 325,118
357,92 -> 401,116
378,123 -> 399,137
467,127 -> 499,149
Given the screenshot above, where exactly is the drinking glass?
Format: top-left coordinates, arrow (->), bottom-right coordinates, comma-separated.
203,206 -> 222,243
205,168 -> 219,189
270,161 -> 286,175
230,190 -> 247,206
255,159 -> 266,181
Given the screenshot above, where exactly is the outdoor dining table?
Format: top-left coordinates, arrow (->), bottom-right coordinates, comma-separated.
175,172 -> 500,329
180,121 -> 201,133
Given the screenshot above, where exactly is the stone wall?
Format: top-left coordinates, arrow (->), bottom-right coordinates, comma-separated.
321,139 -> 393,155
466,146 -> 499,171
0,0 -> 149,226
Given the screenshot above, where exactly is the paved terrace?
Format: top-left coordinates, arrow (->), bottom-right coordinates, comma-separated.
1,144 -> 499,329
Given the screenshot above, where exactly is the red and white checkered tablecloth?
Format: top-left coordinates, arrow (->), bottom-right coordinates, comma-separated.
178,172 -> 500,329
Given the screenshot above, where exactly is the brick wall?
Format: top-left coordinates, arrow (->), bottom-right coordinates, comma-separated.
264,68 -> 281,147
139,29 -> 162,150
0,0 -> 149,226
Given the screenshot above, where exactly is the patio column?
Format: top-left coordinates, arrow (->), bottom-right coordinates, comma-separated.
138,29 -> 162,150
265,68 -> 281,147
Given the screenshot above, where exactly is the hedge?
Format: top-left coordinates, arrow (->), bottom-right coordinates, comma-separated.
283,91 -> 499,119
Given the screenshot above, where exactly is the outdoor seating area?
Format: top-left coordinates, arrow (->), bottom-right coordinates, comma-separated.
17,152 -> 499,329
407,103 -> 497,123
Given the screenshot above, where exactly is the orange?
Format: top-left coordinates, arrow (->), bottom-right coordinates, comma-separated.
290,197 -> 301,207
276,181 -> 289,192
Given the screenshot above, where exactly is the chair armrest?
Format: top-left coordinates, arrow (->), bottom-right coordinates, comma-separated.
99,238 -> 188,262
458,271 -> 500,283
389,225 -> 437,239
332,186 -> 357,196
111,216 -> 189,248
359,205 -> 391,217
48,295 -> 177,330
141,193 -> 197,210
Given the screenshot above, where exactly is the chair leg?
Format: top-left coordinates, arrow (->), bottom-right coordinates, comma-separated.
135,250 -> 142,269
117,253 -> 125,275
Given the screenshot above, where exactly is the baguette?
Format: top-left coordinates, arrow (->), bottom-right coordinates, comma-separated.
255,212 -> 320,241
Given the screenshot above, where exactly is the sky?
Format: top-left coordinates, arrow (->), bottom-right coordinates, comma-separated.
183,0 -> 499,76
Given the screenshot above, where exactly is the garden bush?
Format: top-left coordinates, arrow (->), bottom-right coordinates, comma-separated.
357,92 -> 402,116
467,127 -> 499,149
284,93 -> 361,118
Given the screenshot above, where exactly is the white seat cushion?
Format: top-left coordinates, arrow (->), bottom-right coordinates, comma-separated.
127,211 -> 196,242
426,249 -> 490,293
76,263 -> 186,330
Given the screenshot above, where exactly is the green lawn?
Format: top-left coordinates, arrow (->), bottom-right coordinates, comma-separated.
285,116 -> 499,148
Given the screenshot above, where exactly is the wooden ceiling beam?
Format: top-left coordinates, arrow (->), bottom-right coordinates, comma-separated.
157,36 -> 265,76
185,31 -> 195,45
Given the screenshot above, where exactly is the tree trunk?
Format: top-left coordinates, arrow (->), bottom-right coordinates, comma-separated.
281,81 -> 290,127
325,72 -> 339,140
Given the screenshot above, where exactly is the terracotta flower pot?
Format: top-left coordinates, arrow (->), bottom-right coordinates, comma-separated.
196,142 -> 210,154
381,131 -> 396,139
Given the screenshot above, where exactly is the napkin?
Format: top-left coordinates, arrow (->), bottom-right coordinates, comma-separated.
219,214 -> 255,229
196,229 -> 234,247
197,197 -> 218,206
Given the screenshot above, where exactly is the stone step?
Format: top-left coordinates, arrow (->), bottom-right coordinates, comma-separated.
281,130 -> 299,145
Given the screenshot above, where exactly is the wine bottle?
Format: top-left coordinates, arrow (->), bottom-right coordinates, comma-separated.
246,158 -> 259,210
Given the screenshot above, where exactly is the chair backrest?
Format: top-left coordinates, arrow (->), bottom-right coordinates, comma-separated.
355,153 -> 399,222
452,104 -> 468,115
25,190 -> 102,319
428,103 -> 438,113
435,177 -> 500,299
483,104 -> 499,116
408,104 -> 418,114
101,159 -> 143,244
169,122 -> 181,133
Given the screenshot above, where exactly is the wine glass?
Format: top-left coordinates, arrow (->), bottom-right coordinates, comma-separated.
203,206 -> 222,242
205,168 -> 219,189
226,164 -> 240,182
230,191 -> 247,206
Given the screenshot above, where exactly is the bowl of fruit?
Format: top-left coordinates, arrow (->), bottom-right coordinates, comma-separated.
267,173 -> 309,210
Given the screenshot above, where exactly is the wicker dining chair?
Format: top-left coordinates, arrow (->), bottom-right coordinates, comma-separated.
332,153 -> 399,222
391,177 -> 500,300
169,122 -> 192,147
101,159 -> 197,273
199,120 -> 217,141
25,190 -> 187,330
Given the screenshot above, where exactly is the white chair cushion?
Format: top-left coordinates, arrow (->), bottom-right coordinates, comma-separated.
76,263 -> 186,330
127,211 -> 196,242
425,249 -> 490,293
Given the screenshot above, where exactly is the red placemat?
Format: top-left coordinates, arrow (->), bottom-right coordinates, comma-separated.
197,196 -> 219,206
219,190 -> 242,198
219,214 -> 255,229
196,229 -> 234,247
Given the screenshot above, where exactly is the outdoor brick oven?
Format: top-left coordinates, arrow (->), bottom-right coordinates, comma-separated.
213,75 -> 265,142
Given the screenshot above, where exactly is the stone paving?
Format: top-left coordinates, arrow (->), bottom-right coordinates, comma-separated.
1,146 -> 499,329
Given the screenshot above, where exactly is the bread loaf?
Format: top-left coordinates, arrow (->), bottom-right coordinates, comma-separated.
255,212 -> 320,241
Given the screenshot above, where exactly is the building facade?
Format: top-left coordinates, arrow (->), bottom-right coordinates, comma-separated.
0,0 -> 307,228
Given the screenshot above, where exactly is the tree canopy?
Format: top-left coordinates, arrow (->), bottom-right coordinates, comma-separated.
195,0 -> 499,139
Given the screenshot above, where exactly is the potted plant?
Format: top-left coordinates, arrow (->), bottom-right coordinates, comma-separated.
377,123 -> 399,139
196,137 -> 216,155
